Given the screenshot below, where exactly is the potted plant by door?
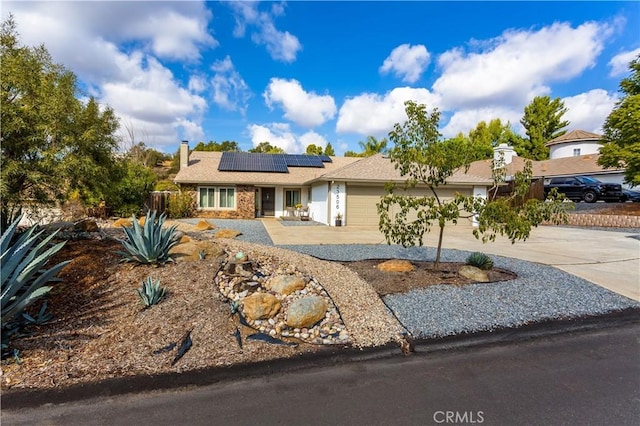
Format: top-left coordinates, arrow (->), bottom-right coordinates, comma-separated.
335,212 -> 342,227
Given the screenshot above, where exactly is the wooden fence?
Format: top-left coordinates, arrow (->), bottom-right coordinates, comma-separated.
489,178 -> 545,203
145,191 -> 176,215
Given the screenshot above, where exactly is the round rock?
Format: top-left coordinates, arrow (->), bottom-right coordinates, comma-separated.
286,295 -> 328,328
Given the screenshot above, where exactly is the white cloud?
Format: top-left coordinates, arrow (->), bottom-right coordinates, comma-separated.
247,123 -> 303,153
609,48 -> 640,77
246,124 -> 326,154
440,107 -> 523,138
210,56 -> 251,113
4,2 -> 216,62
188,75 -> 208,93
562,89 -> 617,134
228,2 -> 301,62
3,2 -> 213,152
336,87 -> 441,136
379,44 -> 430,83
101,54 -> 207,150
263,78 -> 336,127
125,9 -> 216,61
299,131 -> 329,150
433,21 -> 614,110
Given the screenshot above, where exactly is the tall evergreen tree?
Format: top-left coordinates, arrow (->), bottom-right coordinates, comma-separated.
598,54 -> 640,186
323,142 -> 335,156
518,96 -> 569,160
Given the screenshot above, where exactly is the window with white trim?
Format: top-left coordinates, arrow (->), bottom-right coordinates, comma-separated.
284,189 -> 301,207
573,148 -> 581,156
219,187 -> 235,208
198,186 -> 235,209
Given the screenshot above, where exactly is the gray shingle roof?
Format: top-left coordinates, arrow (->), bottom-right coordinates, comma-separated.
317,154 -> 493,185
174,151 -> 360,185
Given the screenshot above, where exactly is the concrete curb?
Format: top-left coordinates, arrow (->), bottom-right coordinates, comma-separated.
3,307 -> 639,410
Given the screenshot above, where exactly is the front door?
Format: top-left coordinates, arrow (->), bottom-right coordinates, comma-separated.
261,188 -> 275,216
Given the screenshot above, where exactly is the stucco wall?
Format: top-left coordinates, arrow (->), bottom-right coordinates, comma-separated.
549,142 -> 601,159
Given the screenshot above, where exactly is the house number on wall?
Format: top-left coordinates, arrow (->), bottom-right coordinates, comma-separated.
335,184 -> 340,211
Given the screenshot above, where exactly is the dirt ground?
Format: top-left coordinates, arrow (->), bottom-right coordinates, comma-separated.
0,226 -> 513,392
340,260 -> 516,296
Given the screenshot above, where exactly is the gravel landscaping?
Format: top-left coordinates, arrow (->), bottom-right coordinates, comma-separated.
186,219 -> 640,341
180,218 -> 274,245
282,244 -> 640,339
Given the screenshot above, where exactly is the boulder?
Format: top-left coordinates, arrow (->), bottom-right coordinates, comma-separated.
242,293 -> 281,320
377,259 -> 415,272
266,275 -> 306,295
169,240 -> 225,262
286,296 -> 327,328
458,265 -> 490,282
73,219 -> 99,232
215,229 -> 242,239
194,219 -> 215,231
112,218 -> 132,228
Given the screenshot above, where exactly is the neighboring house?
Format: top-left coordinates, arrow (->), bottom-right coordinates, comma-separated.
470,143 -> 628,190
544,129 -> 629,188
173,141 -> 494,226
545,129 -> 603,159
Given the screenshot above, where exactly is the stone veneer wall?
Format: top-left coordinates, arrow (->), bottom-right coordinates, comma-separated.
178,184 -> 256,219
565,214 -> 640,228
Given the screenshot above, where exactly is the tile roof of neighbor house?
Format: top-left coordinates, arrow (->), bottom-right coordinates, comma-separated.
534,153 -> 624,177
173,151 -> 361,185
466,154 -> 624,180
316,154 -> 494,185
545,129 -> 602,147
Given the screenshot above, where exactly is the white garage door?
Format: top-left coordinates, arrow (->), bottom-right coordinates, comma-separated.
346,185 -> 472,227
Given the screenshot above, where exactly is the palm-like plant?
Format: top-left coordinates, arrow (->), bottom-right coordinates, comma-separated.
358,136 -> 389,156
1,215 -> 69,324
118,210 -> 179,265
135,276 -> 166,308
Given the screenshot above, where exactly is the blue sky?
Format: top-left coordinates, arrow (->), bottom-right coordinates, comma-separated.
4,1 -> 639,155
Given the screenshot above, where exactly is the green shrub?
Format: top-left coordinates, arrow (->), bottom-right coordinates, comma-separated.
118,210 -> 179,265
154,180 -> 179,192
114,203 -> 141,218
166,192 -> 195,219
136,276 -> 166,308
1,215 -> 70,325
465,252 -> 494,270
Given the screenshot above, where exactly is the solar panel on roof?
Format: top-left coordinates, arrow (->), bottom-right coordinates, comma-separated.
218,152 -> 288,173
218,152 -> 330,172
284,154 -> 324,168
318,155 -> 332,163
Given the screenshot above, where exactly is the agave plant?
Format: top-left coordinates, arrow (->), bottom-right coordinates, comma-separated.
465,252 -> 494,270
1,215 -> 70,325
136,276 -> 166,308
118,210 -> 179,265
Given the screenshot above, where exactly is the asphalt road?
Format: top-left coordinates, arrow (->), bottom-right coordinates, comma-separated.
3,321 -> 639,426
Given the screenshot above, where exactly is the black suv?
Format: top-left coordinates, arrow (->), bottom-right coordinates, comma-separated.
544,176 -> 622,203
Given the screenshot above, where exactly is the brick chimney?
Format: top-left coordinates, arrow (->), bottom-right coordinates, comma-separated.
180,140 -> 189,169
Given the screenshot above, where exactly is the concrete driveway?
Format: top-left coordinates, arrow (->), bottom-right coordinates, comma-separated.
261,220 -> 640,301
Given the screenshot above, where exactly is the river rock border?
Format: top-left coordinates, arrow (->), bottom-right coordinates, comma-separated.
215,249 -> 351,345
219,240 -> 405,348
